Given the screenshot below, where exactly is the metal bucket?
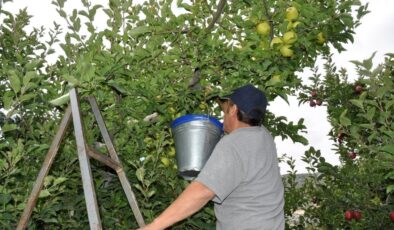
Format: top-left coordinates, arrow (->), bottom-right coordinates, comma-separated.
171,114 -> 223,180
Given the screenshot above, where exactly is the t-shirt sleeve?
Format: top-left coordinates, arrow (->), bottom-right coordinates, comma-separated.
195,140 -> 244,204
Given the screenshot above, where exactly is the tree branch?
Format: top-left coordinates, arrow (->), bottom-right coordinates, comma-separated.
262,0 -> 274,41
188,67 -> 202,89
205,0 -> 227,33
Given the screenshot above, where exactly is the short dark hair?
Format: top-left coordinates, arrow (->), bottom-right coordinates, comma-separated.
237,109 -> 263,126
227,100 -> 263,126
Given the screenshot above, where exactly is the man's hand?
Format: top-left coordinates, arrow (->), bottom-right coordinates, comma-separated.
136,222 -> 161,230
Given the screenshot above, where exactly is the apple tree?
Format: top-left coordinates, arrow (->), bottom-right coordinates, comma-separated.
295,53 -> 394,229
0,0 -> 368,228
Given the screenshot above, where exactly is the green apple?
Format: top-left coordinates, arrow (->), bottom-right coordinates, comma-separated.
283,31 -> 297,44
317,32 -> 325,44
259,40 -> 269,50
267,74 -> 282,86
270,37 -> 283,48
286,21 -> 301,30
161,157 -> 171,167
144,137 -> 153,145
168,147 -> 176,157
256,21 -> 271,36
292,21 -> 300,28
285,7 -> 299,21
280,45 -> 294,57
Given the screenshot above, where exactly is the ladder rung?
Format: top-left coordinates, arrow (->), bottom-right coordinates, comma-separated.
87,146 -> 122,172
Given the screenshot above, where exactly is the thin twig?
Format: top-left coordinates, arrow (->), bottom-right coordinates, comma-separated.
205,0 -> 226,33
262,0 -> 274,41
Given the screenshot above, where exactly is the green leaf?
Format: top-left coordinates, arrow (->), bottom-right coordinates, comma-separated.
107,80 -> 128,95
73,17 -> 81,32
49,93 -> 70,106
384,172 -> 394,180
89,5 -> 103,20
56,0 -> 65,8
380,144 -> 394,154
136,167 -> 145,182
366,107 -> 375,121
385,99 -> 394,111
8,70 -> 21,94
53,177 -> 68,186
293,135 -> 308,145
3,91 -> 14,110
25,59 -> 41,71
147,189 -> 156,198
1,124 -> 18,132
339,109 -> 351,126
19,93 -> 36,103
0,159 -> 5,170
349,99 -> 363,110
359,123 -> 373,130
359,91 -> 368,101
383,131 -> 394,138
129,26 -> 152,37
78,10 -> 89,18
23,71 -> 37,87
57,9 -> 67,18
41,218 -> 58,223
363,52 -> 376,69
62,74 -> 80,86
376,86 -> 387,98
0,193 -> 11,205
387,184 -> 394,194
39,189 -> 51,198
276,92 -> 289,105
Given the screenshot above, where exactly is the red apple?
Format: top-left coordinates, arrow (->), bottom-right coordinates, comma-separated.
309,99 -> 316,107
337,132 -> 345,144
311,90 -> 318,98
345,210 -> 353,221
355,84 -> 363,94
347,151 -> 357,159
389,211 -> 394,222
316,99 -> 322,106
353,210 -> 362,221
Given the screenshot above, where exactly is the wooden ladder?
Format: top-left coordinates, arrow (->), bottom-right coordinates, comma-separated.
16,88 -> 145,229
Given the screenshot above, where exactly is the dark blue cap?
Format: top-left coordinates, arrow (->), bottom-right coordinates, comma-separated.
222,84 -> 267,120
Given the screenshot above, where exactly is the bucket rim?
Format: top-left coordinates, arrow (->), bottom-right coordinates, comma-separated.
170,114 -> 223,130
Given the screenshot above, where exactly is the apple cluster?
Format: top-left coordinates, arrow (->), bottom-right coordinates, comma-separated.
344,210 -> 362,221
255,6 -> 301,58
309,89 -> 322,107
345,210 -> 394,223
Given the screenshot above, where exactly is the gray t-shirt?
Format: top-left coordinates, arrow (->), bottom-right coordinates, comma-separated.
195,126 -> 284,230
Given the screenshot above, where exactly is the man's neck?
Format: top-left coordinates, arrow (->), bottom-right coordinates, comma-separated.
228,121 -> 251,133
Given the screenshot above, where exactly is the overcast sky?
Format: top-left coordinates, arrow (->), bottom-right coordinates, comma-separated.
2,0 -> 394,174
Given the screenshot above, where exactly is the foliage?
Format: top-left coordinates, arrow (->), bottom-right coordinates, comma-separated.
295,54 -> 394,229
0,0 -> 368,229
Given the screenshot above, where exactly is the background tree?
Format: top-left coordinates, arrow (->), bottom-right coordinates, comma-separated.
295,53 -> 394,229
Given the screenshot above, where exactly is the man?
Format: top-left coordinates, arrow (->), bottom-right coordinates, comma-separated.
139,84 -> 284,230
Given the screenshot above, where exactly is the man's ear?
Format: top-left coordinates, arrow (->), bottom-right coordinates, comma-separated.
230,104 -> 238,116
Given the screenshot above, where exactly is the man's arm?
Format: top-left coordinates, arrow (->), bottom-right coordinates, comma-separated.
138,181 -> 215,230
